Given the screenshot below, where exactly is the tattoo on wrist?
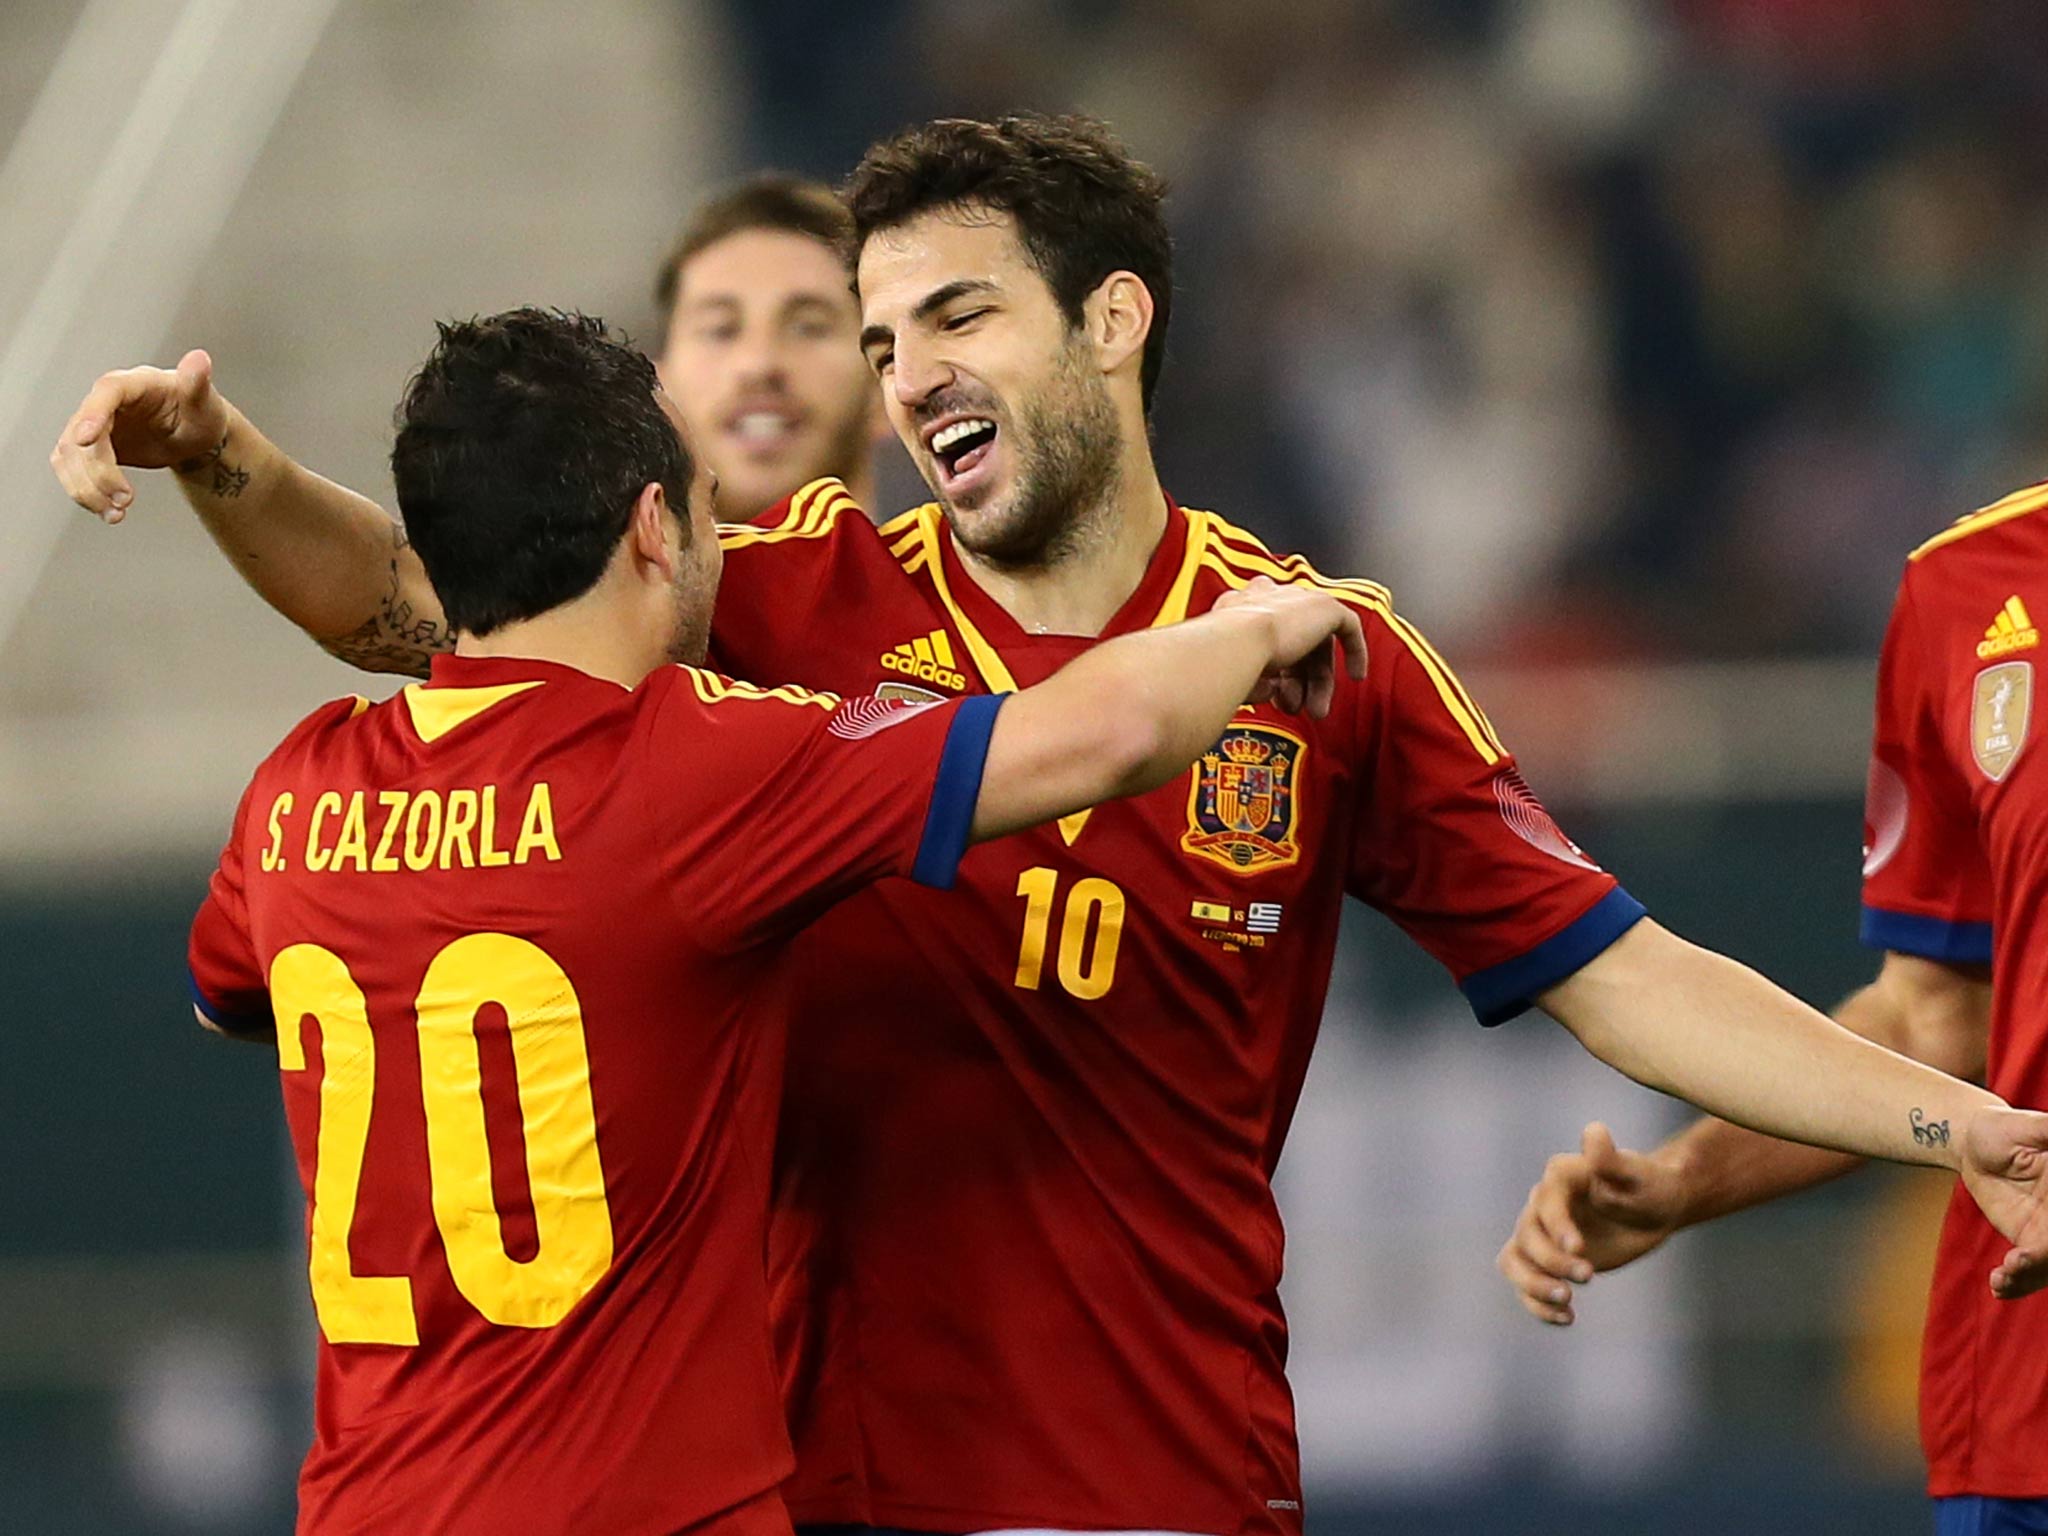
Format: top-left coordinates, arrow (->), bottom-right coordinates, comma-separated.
319,522 -> 450,678
1910,1108 -> 1951,1148
175,431 -> 250,499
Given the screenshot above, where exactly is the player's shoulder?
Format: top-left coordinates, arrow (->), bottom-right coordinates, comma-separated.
636,667 -> 844,780
659,664 -> 841,714
1188,506 -> 1406,636
265,691 -> 379,762
716,477 -> 874,556
1188,504 -> 1509,761
1898,479 -> 2048,634
1907,480 -> 2048,568
235,693 -> 382,803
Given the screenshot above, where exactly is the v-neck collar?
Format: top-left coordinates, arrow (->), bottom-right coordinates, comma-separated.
914,494 -> 1209,692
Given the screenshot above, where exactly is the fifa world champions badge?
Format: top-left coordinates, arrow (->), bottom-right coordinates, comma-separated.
1974,660 -> 2032,782
1181,723 -> 1305,873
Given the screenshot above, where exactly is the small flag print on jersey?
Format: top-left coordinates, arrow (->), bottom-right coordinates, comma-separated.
1246,902 -> 1283,934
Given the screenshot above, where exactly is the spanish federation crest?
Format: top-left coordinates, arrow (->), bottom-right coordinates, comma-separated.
1973,660 -> 2032,782
1181,723 -> 1305,873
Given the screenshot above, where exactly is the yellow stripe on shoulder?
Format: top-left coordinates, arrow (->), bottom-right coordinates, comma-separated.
879,503 -> 933,541
1910,482 -> 2048,562
717,478 -> 859,549
1205,517 -> 1394,604
677,666 -> 838,710
885,503 -> 943,570
1199,531 -> 1505,764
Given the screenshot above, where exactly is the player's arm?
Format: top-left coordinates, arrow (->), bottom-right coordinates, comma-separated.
660,581 -> 1360,942
1532,921 -> 2048,1295
188,782 -> 276,1045
969,578 -> 1366,841
1500,951 -> 1990,1323
50,351 -> 448,677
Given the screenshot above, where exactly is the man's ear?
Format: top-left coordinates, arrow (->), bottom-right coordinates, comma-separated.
1085,270 -> 1153,382
629,482 -> 678,579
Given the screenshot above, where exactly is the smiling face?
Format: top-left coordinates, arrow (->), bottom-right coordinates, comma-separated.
857,206 -> 1125,567
658,227 -> 879,521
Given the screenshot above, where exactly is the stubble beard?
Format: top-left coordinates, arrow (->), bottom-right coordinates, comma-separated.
664,549 -> 718,667
946,345 -> 1123,573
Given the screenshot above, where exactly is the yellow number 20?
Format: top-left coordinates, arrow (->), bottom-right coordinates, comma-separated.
269,935 -> 613,1346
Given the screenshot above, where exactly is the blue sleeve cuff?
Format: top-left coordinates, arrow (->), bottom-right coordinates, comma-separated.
911,693 -> 1006,889
1460,887 -> 1648,1027
188,971 -> 270,1033
1860,906 -> 1993,965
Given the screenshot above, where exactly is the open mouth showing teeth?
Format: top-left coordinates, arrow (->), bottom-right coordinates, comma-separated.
732,411 -> 797,445
931,418 -> 997,476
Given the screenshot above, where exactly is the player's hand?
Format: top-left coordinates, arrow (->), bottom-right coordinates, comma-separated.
1957,1105 -> 2048,1299
1496,1122 -> 1686,1326
50,349 -> 231,524
1212,576 -> 1367,719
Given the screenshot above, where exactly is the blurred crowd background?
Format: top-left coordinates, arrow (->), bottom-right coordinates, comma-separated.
4,0 -> 2041,1532
732,0 -> 2048,664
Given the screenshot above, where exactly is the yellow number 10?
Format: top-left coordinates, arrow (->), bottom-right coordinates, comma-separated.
269,934 -> 614,1346
1013,867 -> 1126,1000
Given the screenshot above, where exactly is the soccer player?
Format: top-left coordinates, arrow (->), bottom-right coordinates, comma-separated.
183,305 -> 1371,1534
1497,484 -> 2048,1536
648,175 -> 886,522
53,117 -> 2048,1536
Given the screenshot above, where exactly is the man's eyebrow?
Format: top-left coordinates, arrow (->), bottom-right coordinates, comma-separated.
680,292 -> 740,314
782,292 -> 847,317
859,278 -> 999,353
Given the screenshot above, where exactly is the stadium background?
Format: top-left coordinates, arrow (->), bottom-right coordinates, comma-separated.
3,0 -> 2042,1530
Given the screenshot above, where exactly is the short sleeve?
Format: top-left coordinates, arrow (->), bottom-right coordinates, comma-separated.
1347,629 -> 1644,1026
188,781 -> 272,1036
637,669 -> 1004,948
1859,571 -> 1993,963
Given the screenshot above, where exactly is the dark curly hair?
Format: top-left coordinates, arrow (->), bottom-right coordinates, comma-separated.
390,308 -> 691,636
843,114 -> 1173,412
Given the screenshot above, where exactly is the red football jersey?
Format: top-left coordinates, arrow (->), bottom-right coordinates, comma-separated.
187,652 -> 998,1536
710,480 -> 1641,1533
1860,482 -> 2048,1498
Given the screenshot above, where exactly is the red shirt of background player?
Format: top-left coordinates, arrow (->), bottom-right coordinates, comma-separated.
1861,483 -> 2048,1500
188,653 -> 998,1536
712,480 -> 1640,1534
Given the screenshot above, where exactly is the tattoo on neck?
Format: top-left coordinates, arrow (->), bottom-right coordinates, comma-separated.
176,431 -> 250,499
1910,1108 -> 1951,1148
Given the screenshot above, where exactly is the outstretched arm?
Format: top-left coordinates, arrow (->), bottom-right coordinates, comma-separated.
1500,952 -> 1988,1323
1529,923 -> 2044,1301
51,351 -> 449,677
970,578 -> 1366,842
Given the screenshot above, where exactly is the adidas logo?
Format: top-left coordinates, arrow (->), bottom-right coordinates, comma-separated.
1978,596 -> 2039,659
881,629 -> 966,691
